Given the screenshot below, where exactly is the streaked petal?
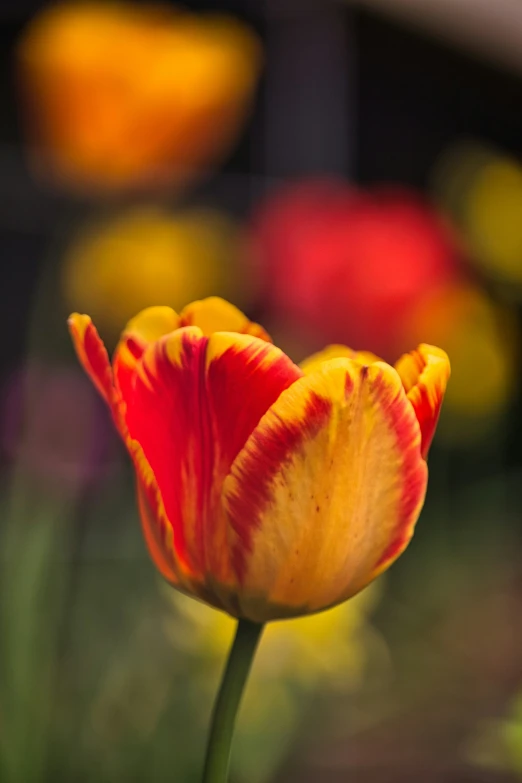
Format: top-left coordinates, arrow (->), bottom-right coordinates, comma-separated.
68,313 -> 113,404
125,327 -> 302,604
113,306 -> 180,401
395,344 -> 450,458
300,344 -> 382,375
136,474 -> 180,586
133,451 -> 223,607
179,296 -> 271,341
223,358 -> 427,623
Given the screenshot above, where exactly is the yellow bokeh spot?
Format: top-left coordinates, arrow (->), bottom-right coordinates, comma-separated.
165,581 -> 381,689
465,160 -> 522,284
432,142 -> 522,288
62,207 -> 248,337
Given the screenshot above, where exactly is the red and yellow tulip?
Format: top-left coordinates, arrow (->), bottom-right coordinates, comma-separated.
68,297 -> 449,623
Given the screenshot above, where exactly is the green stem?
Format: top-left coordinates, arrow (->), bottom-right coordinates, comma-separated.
202,619 -> 264,783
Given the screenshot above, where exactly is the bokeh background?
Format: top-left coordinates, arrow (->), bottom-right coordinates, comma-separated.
1,1 -> 522,781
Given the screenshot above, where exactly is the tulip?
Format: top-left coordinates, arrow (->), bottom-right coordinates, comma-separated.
68,296 -> 449,782
69,296 -> 449,621
18,2 -> 261,193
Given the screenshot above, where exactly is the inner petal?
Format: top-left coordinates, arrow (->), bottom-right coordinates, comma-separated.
300,344 -> 382,375
113,305 -> 180,403
179,296 -> 271,341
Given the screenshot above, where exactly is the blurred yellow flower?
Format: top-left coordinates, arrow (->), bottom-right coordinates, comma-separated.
18,2 -> 261,192
433,141 -> 522,290
464,158 -> 522,287
400,282 -> 517,439
167,584 -> 382,689
62,207 -> 248,337
466,695 -> 522,776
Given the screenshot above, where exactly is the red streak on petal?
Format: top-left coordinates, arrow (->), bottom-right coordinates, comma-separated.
125,336 -> 145,360
82,321 -> 114,403
136,477 -> 179,584
413,383 -> 443,460
228,392 -> 332,582
344,365 -> 356,397
397,347 -> 448,459
373,372 -> 427,569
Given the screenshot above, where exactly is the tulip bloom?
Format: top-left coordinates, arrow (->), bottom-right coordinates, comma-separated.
69,298 -> 449,623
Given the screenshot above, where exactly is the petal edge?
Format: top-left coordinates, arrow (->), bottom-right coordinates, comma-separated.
395,343 -> 450,458
68,313 -> 113,404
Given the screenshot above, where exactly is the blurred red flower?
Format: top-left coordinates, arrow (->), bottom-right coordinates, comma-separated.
249,180 -> 461,358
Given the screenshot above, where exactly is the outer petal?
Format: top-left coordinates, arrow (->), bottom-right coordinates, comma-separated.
136,477 -> 179,586
300,344 -> 382,375
68,310 -> 209,597
113,306 -> 180,401
394,344 -> 450,458
223,358 -> 427,623
125,327 -> 302,609
179,296 -> 271,342
68,313 -> 113,404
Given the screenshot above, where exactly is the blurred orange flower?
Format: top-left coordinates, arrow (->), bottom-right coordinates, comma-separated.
68,297 -> 449,623
249,180 -> 460,358
18,2 -> 261,193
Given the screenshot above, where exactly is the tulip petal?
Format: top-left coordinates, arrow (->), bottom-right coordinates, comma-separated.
300,344 -> 382,375
394,344 -> 450,458
136,477 -> 180,585
223,358 -> 427,623
125,327 -> 302,600
179,297 -> 271,342
68,313 -> 113,404
113,306 -> 180,401
134,456 -> 223,606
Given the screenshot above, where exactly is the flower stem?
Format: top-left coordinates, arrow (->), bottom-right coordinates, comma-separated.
202,619 -> 264,783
